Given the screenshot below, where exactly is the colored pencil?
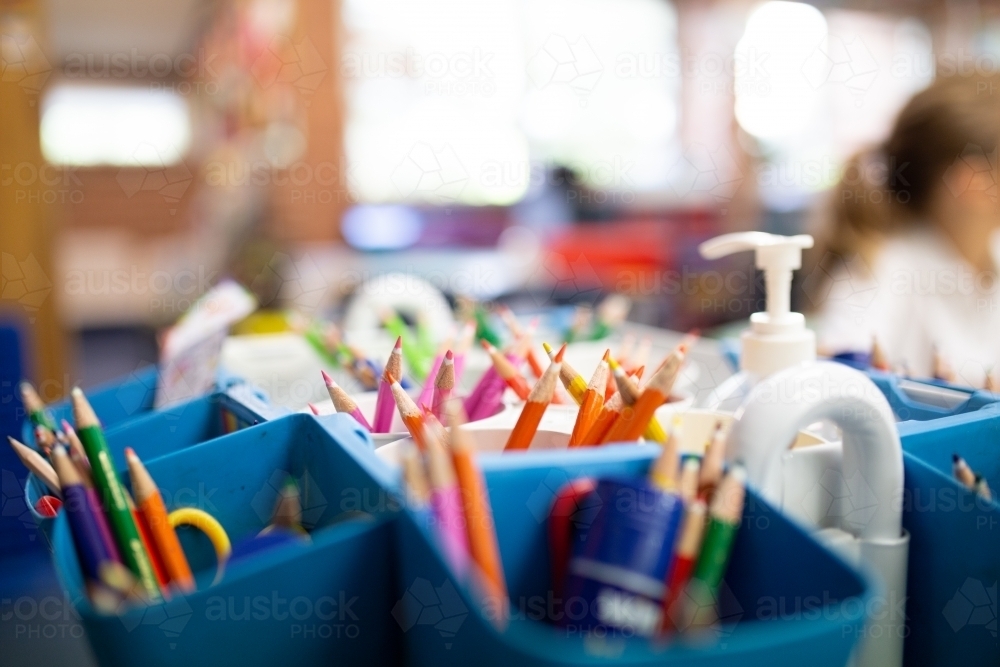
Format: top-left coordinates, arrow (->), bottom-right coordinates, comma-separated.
126,448 -> 195,593
71,388 -> 161,601
269,477 -> 303,530
648,427 -> 680,492
482,341 -> 530,401
696,466 -> 746,580
445,401 -> 508,625
307,403 -> 321,416
423,421 -> 470,578
417,335 -> 455,410
20,381 -> 56,431
431,351 -> 456,418
401,442 -> 432,514
373,337 -> 403,432
974,475 -> 993,502
61,420 -> 92,473
602,349 -> 684,444
699,422 -> 727,498
463,366 -> 499,418
322,370 -> 372,431
578,392 -> 624,447
391,380 -> 426,449
542,342 -> 587,404
678,456 -> 700,504
50,446 -> 123,585
33,424 -> 57,456
568,353 -> 609,447
952,453 -> 977,488
503,346 -> 563,451
660,500 -> 707,634
870,337 -> 890,371
8,436 -> 61,496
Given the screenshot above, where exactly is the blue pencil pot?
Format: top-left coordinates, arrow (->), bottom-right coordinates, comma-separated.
896,405 -> 1000,666
393,445 -> 877,667
25,383 -> 289,546
561,477 -> 684,636
49,413 -> 402,667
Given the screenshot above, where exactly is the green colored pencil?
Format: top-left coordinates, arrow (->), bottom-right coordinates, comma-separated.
71,388 -> 162,601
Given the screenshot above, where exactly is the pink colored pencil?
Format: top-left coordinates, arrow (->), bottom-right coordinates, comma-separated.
321,370 -> 372,431
373,337 -> 403,433
417,352 -> 446,410
431,351 -> 455,419
423,423 -> 470,578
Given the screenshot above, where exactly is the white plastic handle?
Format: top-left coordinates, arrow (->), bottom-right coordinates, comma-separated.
726,360 -> 903,542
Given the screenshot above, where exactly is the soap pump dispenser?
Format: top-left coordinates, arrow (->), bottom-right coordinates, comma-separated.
699,232 -> 816,411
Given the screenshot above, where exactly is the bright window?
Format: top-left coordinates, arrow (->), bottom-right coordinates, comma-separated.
40,84 -> 191,167
734,2 -> 934,209
342,0 -> 681,206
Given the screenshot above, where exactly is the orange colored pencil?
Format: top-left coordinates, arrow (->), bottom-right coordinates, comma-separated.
482,341 -> 531,400
125,448 -> 195,593
503,347 -> 563,451
602,349 -> 685,444
391,380 -> 426,449
569,352 -> 609,447
445,402 -> 508,625
578,391 -> 623,446
599,359 -> 642,444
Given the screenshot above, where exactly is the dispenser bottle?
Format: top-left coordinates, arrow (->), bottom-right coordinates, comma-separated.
699,232 -> 816,411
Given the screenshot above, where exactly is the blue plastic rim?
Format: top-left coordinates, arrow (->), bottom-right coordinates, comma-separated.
24,385 -> 291,544
897,405 -> 1000,667
866,369 -> 1000,422
392,445 -> 877,667
50,413 -> 402,667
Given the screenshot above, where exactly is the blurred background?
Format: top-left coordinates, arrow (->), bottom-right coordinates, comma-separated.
1,0 -> 998,398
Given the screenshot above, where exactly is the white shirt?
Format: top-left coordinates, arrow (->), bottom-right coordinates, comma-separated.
814,228 -> 1000,387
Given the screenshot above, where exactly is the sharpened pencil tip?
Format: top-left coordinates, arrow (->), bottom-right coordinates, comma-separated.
555,344 -> 566,363
394,336 -> 402,350
320,369 -> 334,387
308,403 -> 321,415
445,349 -> 454,360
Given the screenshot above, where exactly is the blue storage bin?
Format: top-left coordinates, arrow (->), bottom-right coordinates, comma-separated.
866,369 -> 1000,422
20,365 -> 250,449
392,445 -> 877,666
897,405 -> 1000,667
25,383 -> 290,545
49,413 -> 402,667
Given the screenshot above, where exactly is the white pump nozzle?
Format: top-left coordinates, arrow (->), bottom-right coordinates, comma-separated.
698,232 -> 815,377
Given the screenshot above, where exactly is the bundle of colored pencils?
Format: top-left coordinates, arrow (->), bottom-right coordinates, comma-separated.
647,421 -> 746,635
12,383 -> 197,611
400,400 -> 509,628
